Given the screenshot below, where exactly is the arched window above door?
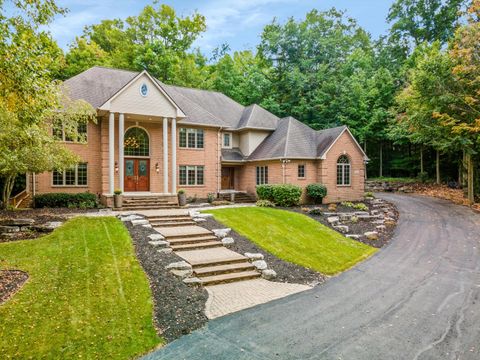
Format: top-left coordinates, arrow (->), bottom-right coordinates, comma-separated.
124,127 -> 149,156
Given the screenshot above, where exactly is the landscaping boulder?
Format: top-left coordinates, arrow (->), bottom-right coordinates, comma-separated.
354,211 -> 369,216
376,225 -> 387,232
149,240 -> 170,247
333,225 -> 349,233
0,225 -> 20,233
252,260 -> 268,270
183,277 -> 202,285
364,231 -> 379,240
131,219 -> 149,226
346,234 -> 362,240
158,248 -> 173,254
165,261 -> 192,271
120,214 -> 143,222
262,269 -> 277,280
212,228 -> 231,238
143,224 -> 153,228
327,216 -> 340,224
148,233 -> 165,241
170,269 -> 193,278
221,237 -> 234,245
9,219 -> 35,226
339,213 -> 353,221
245,252 -> 264,261
192,213 -> 213,219
193,218 -> 206,223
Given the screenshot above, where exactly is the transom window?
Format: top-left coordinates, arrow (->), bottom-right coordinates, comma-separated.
179,128 -> 204,149
179,166 -> 204,186
298,164 -> 305,179
53,121 -> 87,143
256,166 -> 268,185
337,155 -> 351,186
223,133 -> 232,148
52,163 -> 88,186
124,127 -> 149,157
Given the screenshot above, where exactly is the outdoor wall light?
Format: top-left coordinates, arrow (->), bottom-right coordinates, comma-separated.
155,163 -> 160,173
114,161 -> 119,173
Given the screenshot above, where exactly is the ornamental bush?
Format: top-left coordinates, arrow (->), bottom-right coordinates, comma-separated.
34,192 -> 98,208
306,183 -> 327,204
256,199 -> 276,207
256,184 -> 302,207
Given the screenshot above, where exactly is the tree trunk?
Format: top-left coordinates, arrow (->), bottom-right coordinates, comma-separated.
466,153 -> 474,205
1,175 -> 15,210
436,150 -> 440,185
379,142 -> 383,178
420,146 -> 424,174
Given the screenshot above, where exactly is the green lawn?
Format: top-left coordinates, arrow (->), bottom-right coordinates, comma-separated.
368,177 -> 418,183
0,217 -> 161,359
206,207 -> 377,275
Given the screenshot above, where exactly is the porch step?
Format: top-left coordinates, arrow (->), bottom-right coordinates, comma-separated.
198,270 -> 261,286
168,235 -> 219,245
193,262 -> 255,277
218,192 -> 256,203
119,205 -> 179,211
171,240 -> 223,251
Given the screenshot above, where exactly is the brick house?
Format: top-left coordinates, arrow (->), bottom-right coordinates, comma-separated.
29,66 -> 368,206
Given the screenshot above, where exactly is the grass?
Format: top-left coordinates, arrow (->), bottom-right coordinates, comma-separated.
368,177 -> 418,183
205,207 -> 377,275
0,217 -> 162,359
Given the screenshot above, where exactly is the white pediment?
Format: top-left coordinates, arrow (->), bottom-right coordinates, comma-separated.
99,71 -> 185,118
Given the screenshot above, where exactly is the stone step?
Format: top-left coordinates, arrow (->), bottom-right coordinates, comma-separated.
168,235 -> 220,245
190,256 -> 247,269
147,215 -> 192,221
171,241 -> 224,251
193,262 -> 255,277
121,202 -> 178,207
199,270 -> 261,286
118,205 -> 179,211
151,221 -> 197,227
156,226 -> 212,240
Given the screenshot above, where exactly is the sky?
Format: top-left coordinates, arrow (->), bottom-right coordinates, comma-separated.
47,0 -> 394,54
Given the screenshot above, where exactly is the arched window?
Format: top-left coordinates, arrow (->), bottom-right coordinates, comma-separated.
124,127 -> 149,156
337,155 -> 351,186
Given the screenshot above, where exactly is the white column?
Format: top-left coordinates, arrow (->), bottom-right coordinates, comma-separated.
171,118 -> 177,194
118,113 -> 125,193
163,117 -> 169,193
108,112 -> 115,195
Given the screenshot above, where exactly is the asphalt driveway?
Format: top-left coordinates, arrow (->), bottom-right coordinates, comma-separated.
144,194 -> 480,360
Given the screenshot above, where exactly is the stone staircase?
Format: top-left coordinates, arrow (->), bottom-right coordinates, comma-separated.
120,195 -> 178,211
191,259 -> 259,286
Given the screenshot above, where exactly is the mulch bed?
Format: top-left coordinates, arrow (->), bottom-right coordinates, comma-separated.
284,200 -> 399,248
199,218 -> 326,286
124,220 -> 208,342
0,270 -> 29,304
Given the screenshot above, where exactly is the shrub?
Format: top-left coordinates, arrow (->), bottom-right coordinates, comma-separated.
418,171 -> 429,183
114,189 -> 122,195
306,183 -> 327,204
364,191 -> 375,199
207,193 -> 215,204
256,184 -> 302,207
308,207 -> 322,215
34,192 -> 98,208
341,201 -> 368,212
256,199 -> 275,207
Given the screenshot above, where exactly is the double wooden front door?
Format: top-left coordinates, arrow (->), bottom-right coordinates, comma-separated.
221,167 -> 234,190
125,158 -> 150,192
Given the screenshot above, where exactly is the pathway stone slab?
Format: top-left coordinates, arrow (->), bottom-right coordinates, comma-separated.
176,247 -> 246,266
154,225 -> 211,238
204,279 -> 311,319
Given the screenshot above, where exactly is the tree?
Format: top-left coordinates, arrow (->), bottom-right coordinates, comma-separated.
387,0 -> 467,48
0,0 -> 96,208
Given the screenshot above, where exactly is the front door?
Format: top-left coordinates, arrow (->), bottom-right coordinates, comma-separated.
125,158 -> 150,192
221,167 -> 234,190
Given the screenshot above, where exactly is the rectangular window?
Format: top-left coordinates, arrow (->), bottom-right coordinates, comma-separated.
222,133 -> 231,148
52,163 -> 88,186
179,165 -> 204,186
256,166 -> 268,185
53,121 -> 88,143
298,164 -> 305,178
337,164 -> 351,186
179,127 -> 204,149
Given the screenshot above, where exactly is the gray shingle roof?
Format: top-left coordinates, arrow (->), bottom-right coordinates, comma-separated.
221,148 -> 246,162
64,66 -> 360,161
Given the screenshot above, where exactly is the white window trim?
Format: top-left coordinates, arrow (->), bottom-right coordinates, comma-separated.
179,127 -> 204,149
54,123 -> 88,144
179,165 -> 205,186
52,163 -> 88,187
336,158 -> 351,187
298,164 -> 306,179
222,132 -> 232,149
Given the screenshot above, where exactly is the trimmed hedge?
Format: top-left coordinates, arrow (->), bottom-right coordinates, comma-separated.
34,192 -> 98,209
256,184 -> 302,207
306,183 -> 328,204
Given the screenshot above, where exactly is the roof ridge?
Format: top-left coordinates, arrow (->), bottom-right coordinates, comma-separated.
91,65 -> 139,74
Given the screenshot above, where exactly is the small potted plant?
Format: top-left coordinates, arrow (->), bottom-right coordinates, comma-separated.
177,189 -> 187,206
113,189 -> 123,208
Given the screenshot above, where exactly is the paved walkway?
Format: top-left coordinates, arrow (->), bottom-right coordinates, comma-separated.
205,279 -> 311,319
143,194 -> 480,359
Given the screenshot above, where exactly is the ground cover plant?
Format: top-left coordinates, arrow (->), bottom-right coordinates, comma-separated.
206,207 -> 376,275
0,217 -> 161,359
